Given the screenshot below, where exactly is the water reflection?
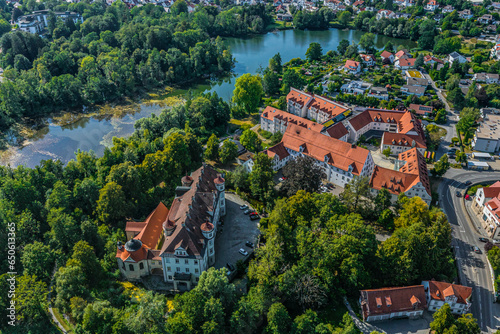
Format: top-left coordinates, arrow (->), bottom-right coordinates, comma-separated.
0,28 -> 417,168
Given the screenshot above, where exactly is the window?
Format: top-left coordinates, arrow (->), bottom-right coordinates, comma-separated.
139,262 -> 144,270
176,267 -> 181,272
185,259 -> 189,264
129,264 -> 134,271
195,269 -> 199,273
167,267 -> 171,271
122,262 -> 125,270
166,258 -> 170,263
186,268 -> 190,273
168,275 -> 172,280
194,260 -> 198,265
175,259 -> 179,264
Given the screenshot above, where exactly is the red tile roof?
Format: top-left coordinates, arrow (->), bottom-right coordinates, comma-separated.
286,88 -> 349,119
277,124 -> 369,175
325,122 -> 349,139
397,58 -> 416,67
424,281 -> 472,304
348,109 -> 408,131
398,148 -> 431,196
286,88 -> 313,107
409,104 -> 434,115
395,50 -> 409,58
261,106 -> 324,132
360,285 -> 427,319
345,60 -> 360,70
481,181 -> 500,198
134,202 -> 169,249
380,51 -> 393,58
264,142 -> 290,161
370,165 -> 419,195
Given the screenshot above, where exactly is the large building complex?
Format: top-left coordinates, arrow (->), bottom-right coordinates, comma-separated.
16,10 -> 83,34
116,165 -> 225,290
286,88 -> 350,123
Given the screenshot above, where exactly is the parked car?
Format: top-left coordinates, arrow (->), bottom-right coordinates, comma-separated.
249,211 -> 258,216
244,209 -> 251,215
456,191 -> 462,197
465,181 -> 472,186
479,237 -> 489,242
226,263 -> 235,271
250,215 -> 260,220
493,240 -> 500,244
473,246 -> 481,254
245,241 -> 254,248
465,194 -> 470,200
240,204 -> 248,210
239,248 -> 248,256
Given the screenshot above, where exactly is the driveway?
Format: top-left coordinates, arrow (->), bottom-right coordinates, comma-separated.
214,193 -> 260,271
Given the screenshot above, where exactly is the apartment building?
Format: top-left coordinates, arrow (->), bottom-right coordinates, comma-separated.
472,113 -> 500,153
287,87 -> 350,123
422,280 -> 472,315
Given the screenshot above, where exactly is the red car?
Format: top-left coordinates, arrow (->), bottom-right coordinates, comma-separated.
465,194 -> 470,200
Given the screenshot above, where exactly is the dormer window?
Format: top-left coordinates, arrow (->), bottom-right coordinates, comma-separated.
324,155 -> 329,162
299,145 -> 305,153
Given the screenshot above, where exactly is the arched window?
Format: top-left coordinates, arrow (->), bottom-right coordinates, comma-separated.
139,262 -> 144,270
122,262 -> 126,271
129,264 -> 134,271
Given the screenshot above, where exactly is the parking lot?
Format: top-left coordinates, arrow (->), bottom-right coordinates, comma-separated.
213,193 -> 260,272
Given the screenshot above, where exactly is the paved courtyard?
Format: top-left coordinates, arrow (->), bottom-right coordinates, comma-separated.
367,144 -> 397,170
213,193 -> 260,271
373,312 -> 433,334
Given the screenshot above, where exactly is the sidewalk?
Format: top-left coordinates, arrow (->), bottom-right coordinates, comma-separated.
464,199 -> 489,238
343,297 -> 385,334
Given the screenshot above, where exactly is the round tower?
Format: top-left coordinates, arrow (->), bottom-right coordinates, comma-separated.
214,174 -> 226,216
163,219 -> 176,237
201,220 -> 215,266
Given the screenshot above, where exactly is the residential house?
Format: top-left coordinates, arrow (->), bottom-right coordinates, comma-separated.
433,14 -> 444,21
409,104 -> 433,116
425,0 -> 438,11
395,12 -> 411,19
117,165 -> 226,291
287,88 -> 350,123
491,43 -> 500,60
395,49 -> 411,61
380,50 -> 395,63
237,152 -> 254,172
407,77 -> 429,87
369,86 -> 389,100
16,10 -> 83,35
344,60 -> 361,74
473,73 -> 500,84
473,181 -> 500,239
360,54 -> 376,66
360,285 -> 427,322
423,55 -> 443,65
264,124 -> 375,187
260,106 -> 324,134
458,9 -> 473,19
370,148 -> 431,204
395,58 -> 416,70
340,80 -> 372,94
422,281 -> 472,315
479,14 -> 493,24
394,0 -> 414,7
472,113 -> 500,153
487,24 -> 498,32
442,4 -> 454,13
401,85 -> 426,97
376,9 -> 396,19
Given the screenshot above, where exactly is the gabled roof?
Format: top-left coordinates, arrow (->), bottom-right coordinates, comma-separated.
370,165 -> 419,195
397,58 -> 416,67
345,60 -> 360,69
380,50 -> 393,58
360,285 -> 427,319
287,88 -> 349,118
264,142 -> 290,161
409,104 -> 433,115
382,132 -> 426,149
398,148 -> 431,196
481,181 -> 500,198
423,281 -> 472,304
287,87 -> 313,107
277,124 -> 370,175
134,202 -> 169,249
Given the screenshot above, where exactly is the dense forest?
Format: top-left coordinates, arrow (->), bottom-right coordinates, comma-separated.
0,0 -> 274,142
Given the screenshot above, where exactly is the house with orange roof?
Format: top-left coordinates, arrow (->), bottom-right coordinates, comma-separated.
380,50 -> 394,63
395,58 -> 416,70
409,104 -> 433,116
360,54 -> 376,66
260,106 -> 324,135
360,285 -> 427,321
380,132 -> 426,155
286,87 -> 350,123
422,280 -> 472,315
370,147 -> 431,204
265,124 -> 375,187
116,165 -> 226,290
344,59 -> 361,74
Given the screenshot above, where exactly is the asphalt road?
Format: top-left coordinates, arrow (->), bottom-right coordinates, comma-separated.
439,169 -> 500,333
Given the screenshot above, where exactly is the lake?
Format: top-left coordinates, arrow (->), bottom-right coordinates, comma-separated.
0,28 -> 417,168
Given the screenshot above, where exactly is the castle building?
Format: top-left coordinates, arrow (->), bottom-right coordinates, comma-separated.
116,165 -> 225,291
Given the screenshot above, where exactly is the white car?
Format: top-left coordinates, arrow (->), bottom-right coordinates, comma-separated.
493,240 -> 500,244
239,248 -> 248,256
